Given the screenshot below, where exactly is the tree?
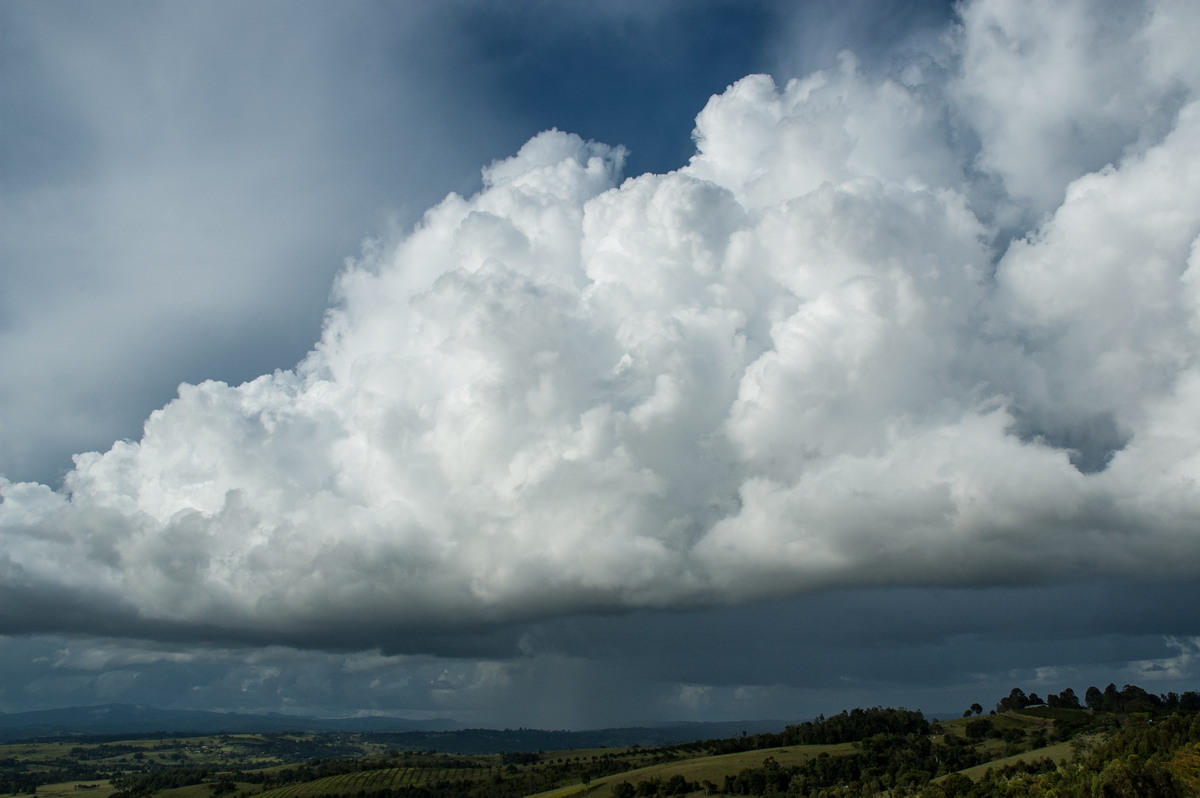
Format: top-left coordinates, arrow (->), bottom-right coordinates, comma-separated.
1104,682 -> 1121,710
1118,683 -> 1163,712
996,687 -> 1029,713
663,774 -> 691,795
928,772 -> 973,797
966,718 -> 992,740
1058,687 -> 1082,709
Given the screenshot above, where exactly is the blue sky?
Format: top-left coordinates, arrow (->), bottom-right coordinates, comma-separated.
3,0 -> 1200,729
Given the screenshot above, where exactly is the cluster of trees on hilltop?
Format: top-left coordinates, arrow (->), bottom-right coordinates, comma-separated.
700,707 -> 929,756
781,708 -> 929,746
981,684 -> 1200,716
1082,684 -> 1200,714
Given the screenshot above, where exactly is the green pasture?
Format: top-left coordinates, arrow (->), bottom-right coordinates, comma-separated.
954,740 -> 1075,782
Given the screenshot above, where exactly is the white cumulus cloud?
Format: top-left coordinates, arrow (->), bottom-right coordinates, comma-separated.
3,0 -> 1200,653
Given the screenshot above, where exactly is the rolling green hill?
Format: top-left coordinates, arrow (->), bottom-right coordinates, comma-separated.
2,684 -> 1199,797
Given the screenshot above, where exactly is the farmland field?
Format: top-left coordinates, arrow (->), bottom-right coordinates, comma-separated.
254,766 -> 499,798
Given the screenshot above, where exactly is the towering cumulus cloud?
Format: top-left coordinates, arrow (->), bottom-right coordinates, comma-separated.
3,0 -> 1200,651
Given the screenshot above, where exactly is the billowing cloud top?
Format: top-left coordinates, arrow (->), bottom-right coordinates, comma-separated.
3,0 -> 1200,652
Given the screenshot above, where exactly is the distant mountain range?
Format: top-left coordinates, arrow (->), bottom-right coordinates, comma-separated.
0,703 -> 461,741
0,703 -> 788,750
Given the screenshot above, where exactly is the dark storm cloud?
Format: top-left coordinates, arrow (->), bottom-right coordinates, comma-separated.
3,579 -> 1197,726
518,580 -> 1200,685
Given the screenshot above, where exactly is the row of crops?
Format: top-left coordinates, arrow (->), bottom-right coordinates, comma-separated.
253,766 -> 498,798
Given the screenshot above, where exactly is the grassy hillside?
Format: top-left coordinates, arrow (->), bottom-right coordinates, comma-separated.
951,740 -> 1075,781
527,743 -> 859,798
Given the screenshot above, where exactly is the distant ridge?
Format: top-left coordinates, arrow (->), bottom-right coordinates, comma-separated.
0,704 -> 788,750
361,719 -> 791,754
0,703 -> 461,741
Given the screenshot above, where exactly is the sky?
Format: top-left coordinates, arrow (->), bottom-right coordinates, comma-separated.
2,0 -> 1200,730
